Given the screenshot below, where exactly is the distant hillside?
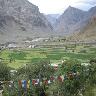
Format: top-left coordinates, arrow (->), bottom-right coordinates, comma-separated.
0,0 -> 53,43
71,17 -> 96,41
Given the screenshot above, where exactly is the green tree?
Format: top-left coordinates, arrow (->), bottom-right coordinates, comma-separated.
49,59 -> 87,96
0,62 -> 10,80
14,59 -> 55,96
16,59 -> 54,80
83,59 -> 96,96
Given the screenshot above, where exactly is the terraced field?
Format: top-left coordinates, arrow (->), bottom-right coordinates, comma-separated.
0,45 -> 96,69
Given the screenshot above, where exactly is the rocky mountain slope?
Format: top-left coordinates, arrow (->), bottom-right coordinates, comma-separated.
45,14 -> 60,27
55,6 -> 86,34
89,6 -> 96,17
69,6 -> 96,41
0,0 -> 53,43
71,16 -> 96,41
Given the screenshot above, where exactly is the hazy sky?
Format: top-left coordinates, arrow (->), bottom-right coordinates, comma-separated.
28,0 -> 96,14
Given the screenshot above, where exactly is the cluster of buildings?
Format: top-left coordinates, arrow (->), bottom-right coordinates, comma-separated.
0,38 -> 50,50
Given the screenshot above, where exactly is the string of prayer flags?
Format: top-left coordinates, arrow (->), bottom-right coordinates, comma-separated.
1,71 -> 82,93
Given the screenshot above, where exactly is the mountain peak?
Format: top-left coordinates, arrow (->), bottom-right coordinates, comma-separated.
62,6 -> 85,17
68,6 -> 75,9
65,6 -> 84,13
89,6 -> 96,11
55,5 -> 86,34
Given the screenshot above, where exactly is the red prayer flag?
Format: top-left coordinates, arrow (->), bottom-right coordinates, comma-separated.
32,79 -> 37,86
18,80 -> 22,88
58,76 -> 62,82
50,76 -> 55,81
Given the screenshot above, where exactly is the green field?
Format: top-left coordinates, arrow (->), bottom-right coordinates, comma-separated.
0,45 -> 96,69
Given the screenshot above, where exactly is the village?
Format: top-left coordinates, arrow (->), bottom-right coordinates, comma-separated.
0,37 -> 96,50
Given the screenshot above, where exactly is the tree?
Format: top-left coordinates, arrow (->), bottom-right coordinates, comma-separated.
0,62 -> 10,80
83,59 -> 96,96
49,59 -> 87,96
16,59 -> 54,80
14,59 -> 55,95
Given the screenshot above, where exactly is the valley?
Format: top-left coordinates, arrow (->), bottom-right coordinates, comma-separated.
0,0 -> 96,96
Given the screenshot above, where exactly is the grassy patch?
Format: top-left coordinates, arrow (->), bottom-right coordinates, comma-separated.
8,51 -> 27,60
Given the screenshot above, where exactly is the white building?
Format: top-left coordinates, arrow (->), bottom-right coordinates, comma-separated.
28,45 -> 35,48
81,63 -> 90,66
7,44 -> 17,49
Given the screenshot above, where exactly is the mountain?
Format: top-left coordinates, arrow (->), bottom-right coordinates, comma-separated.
47,14 -> 60,19
71,16 -> 96,41
0,0 -> 53,43
55,6 -> 86,34
69,6 -> 96,41
89,6 -> 96,17
45,14 -> 60,27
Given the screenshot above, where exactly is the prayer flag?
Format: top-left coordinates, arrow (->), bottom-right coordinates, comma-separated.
30,80 -> 32,90
32,79 -> 37,86
40,82 -> 42,86
18,80 -> 22,88
27,80 -> 30,89
21,80 -> 27,89
24,80 -> 27,89
60,75 -> 64,82
43,80 -> 48,85
58,76 -> 62,82
48,80 -> 51,84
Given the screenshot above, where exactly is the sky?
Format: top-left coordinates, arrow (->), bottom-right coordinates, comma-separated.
28,0 -> 96,14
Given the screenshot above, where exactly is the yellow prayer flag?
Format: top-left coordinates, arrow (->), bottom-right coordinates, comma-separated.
27,80 -> 30,89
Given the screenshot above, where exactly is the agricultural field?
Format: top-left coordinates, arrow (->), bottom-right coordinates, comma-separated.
0,44 -> 96,69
